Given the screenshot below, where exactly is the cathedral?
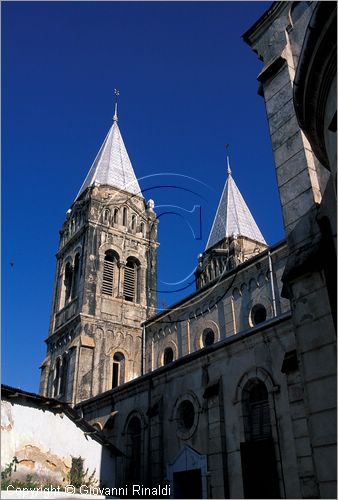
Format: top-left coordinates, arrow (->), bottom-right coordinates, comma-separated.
37,2 -> 336,499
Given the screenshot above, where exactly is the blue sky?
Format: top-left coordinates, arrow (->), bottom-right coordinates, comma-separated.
2,1 -> 284,392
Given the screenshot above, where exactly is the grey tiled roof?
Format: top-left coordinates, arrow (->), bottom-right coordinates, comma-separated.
76,121 -> 143,200
206,172 -> 266,249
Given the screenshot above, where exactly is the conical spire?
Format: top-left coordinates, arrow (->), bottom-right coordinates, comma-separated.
76,97 -> 142,200
206,164 -> 266,249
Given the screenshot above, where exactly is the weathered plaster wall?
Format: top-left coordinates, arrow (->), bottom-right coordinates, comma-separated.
1,400 -> 115,489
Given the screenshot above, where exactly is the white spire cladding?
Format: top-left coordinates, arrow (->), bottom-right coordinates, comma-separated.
76,119 -> 142,200
206,168 -> 266,249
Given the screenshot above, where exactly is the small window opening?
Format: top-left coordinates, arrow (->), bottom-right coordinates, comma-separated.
102,251 -> 117,296
123,207 -> 128,226
177,400 -> 195,431
163,347 -> 174,365
124,259 -> 138,302
203,328 -> 215,347
112,352 -> 125,388
103,209 -> 110,223
64,262 -> 73,305
131,214 -> 136,231
250,304 -> 267,325
113,208 -> 119,224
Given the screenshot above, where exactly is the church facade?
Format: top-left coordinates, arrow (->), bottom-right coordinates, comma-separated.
39,2 -> 336,498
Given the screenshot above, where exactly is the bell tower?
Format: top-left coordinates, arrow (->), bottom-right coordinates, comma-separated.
196,154 -> 267,288
39,99 -> 158,405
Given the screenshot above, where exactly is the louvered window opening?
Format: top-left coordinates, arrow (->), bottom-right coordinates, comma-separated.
102,259 -> 115,295
124,266 -> 135,301
250,400 -> 271,441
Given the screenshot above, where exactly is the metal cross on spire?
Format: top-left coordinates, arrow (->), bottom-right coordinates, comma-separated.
225,144 -> 232,176
113,89 -> 120,122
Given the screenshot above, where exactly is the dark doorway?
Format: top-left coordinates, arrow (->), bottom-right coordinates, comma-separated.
240,439 -> 280,498
173,469 -> 202,499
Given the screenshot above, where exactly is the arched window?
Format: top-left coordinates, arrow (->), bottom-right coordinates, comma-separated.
103,208 -> 110,224
163,347 -> 174,365
126,416 -> 142,484
123,207 -> 128,226
124,257 -> 140,302
250,304 -> 267,326
53,358 -> 61,397
64,262 -> 73,305
59,355 -> 68,398
131,214 -> 136,232
242,379 -> 271,441
71,253 -> 80,299
102,251 -> 118,296
112,352 -> 125,388
140,222 -> 145,236
241,379 -> 279,499
113,208 -> 119,224
202,328 -> 215,347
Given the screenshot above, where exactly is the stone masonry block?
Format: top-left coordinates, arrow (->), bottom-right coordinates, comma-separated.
279,168 -> 315,206
292,417 -> 309,439
297,455 -> 316,478
294,436 -> 312,458
306,379 -> 336,415
262,66 -> 291,101
310,409 -> 337,449
295,316 -> 335,353
208,453 -> 223,471
266,80 -> 294,117
313,445 -> 337,483
290,401 -> 307,420
317,481 -> 337,500
268,98 -> 295,136
292,290 -> 332,325
283,189 -> 316,231
271,115 -> 301,152
288,384 -> 304,403
302,344 -> 337,382
274,131 -> 305,168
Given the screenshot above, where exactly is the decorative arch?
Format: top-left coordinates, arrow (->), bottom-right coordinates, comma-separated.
123,256 -> 141,303
122,410 -> 147,435
123,411 -> 145,484
99,241 -> 122,257
235,369 -> 281,499
111,351 -> 125,388
234,367 -> 278,404
194,319 -> 220,350
249,294 -> 273,325
158,339 -> 178,368
171,391 -> 201,440
106,346 -> 129,390
101,249 -> 120,297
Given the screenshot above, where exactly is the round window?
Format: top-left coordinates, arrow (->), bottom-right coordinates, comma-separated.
163,347 -> 174,365
203,328 -> 215,347
250,304 -> 267,325
177,400 -> 195,431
